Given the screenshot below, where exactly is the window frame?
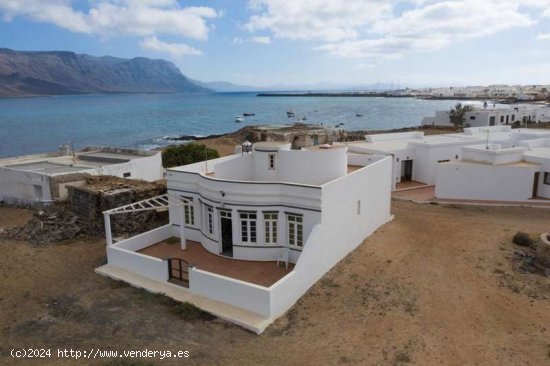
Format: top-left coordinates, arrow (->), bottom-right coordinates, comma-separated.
239,211 -> 257,244
264,212 -> 278,245
544,172 -> 550,185
287,213 -> 303,248
204,204 -> 214,235
181,196 -> 195,226
268,153 -> 276,170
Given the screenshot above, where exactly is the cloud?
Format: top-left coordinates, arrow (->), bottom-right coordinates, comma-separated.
537,32 -> 550,40
244,0 -> 393,42
249,36 -> 271,44
233,36 -> 271,44
245,0 -> 548,61
0,0 -> 221,40
139,36 -> 201,57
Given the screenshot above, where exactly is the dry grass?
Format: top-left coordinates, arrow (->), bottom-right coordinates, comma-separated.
1,201 -> 550,365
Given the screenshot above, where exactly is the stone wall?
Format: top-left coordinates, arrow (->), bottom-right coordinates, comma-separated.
67,176 -> 166,223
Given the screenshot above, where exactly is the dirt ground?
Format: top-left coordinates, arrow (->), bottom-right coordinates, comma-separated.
1,201 -> 550,365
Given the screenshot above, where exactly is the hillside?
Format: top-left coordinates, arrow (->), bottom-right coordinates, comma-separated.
0,49 -> 211,97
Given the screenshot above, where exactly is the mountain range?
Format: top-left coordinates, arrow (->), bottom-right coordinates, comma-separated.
0,48 -> 399,97
0,48 -> 210,97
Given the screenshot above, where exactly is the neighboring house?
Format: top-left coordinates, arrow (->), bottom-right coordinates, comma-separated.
422,105 -> 550,127
99,141 -> 393,333
435,139 -> 550,201
346,126 -> 550,195
0,146 -> 163,204
346,131 -> 485,189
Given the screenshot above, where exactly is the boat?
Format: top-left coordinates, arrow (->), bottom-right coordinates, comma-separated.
301,116 -> 307,121
235,116 -> 244,123
356,113 -> 363,117
243,112 -> 255,117
287,109 -> 295,118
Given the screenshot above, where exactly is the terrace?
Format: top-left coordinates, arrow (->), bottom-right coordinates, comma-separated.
139,239 -> 294,287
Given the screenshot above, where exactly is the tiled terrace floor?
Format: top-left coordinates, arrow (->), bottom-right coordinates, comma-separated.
139,240 -> 294,287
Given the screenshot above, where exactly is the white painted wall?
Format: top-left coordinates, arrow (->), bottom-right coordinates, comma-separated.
98,153 -> 163,182
268,157 -> 393,318
189,268 -> 272,317
435,162 -> 541,201
0,168 -> 53,203
212,147 -> 348,186
107,246 -> 168,283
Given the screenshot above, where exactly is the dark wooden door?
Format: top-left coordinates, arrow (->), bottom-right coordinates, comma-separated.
221,217 -> 233,257
401,160 -> 413,181
168,258 -> 190,288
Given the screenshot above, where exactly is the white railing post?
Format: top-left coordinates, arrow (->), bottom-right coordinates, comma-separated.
104,212 -> 113,246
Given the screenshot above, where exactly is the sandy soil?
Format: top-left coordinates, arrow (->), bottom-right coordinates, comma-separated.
1,201 -> 550,365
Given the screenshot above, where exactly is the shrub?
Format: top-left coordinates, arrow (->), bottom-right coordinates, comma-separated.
512,231 -> 533,247
162,143 -> 219,168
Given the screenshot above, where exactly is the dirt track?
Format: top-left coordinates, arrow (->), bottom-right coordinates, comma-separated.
1,201 -> 549,365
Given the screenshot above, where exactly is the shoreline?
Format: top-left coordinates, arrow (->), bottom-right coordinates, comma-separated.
257,92 -> 549,104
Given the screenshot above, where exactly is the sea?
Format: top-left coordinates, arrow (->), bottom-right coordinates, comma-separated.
0,92 -> 488,158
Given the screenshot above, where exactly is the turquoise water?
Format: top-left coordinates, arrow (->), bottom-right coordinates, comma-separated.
0,92 -> 476,157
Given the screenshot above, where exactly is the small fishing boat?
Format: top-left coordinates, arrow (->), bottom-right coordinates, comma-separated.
356,113 -> 363,117
243,112 -> 255,117
235,116 -> 244,123
287,109 -> 295,118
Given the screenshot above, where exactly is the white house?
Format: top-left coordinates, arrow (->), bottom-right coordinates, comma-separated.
99,141 -> 393,333
422,105 -> 550,127
0,146 -> 163,204
435,139 -> 550,201
346,131 -> 485,189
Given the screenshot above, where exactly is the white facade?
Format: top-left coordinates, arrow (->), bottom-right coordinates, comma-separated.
103,142 -> 393,329
436,139 -> 550,201
422,105 -> 550,127
0,146 -> 163,204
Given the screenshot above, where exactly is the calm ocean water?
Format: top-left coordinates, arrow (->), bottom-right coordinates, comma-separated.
0,92 -> 483,158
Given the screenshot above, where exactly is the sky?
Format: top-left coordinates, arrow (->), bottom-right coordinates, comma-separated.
0,0 -> 550,88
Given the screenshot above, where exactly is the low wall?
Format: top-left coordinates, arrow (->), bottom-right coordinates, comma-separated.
189,268 -> 272,317
114,224 -> 174,251
107,246 -> 168,283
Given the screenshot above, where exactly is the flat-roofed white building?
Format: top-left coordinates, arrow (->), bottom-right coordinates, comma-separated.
0,146 -> 163,204
436,136 -> 550,201
99,141 -> 393,332
422,105 -> 550,127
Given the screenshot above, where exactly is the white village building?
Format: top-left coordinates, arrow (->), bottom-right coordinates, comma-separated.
0,146 -> 163,204
436,137 -> 550,201
98,141 -> 393,333
422,104 -> 550,127
346,126 -> 550,202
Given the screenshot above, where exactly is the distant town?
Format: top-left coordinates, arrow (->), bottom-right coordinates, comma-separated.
259,84 -> 550,102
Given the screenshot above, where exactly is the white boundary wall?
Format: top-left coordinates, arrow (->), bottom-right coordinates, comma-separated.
189,268 -> 272,317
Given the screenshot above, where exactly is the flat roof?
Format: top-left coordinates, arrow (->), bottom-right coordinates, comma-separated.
5,161 -> 93,174
524,147 -> 550,159
443,160 -> 540,168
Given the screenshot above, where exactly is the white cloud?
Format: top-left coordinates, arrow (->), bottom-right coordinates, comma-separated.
537,32 -> 550,40
233,36 -> 271,44
245,0 -> 393,42
245,0 -> 548,61
249,36 -> 271,44
0,0 -> 221,39
139,36 -> 201,57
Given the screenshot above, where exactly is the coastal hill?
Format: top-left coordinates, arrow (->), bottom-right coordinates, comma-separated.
0,48 -> 211,97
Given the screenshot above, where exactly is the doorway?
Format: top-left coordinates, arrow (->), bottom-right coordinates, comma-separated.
401,160 -> 413,181
532,172 -> 540,198
220,210 -> 233,257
